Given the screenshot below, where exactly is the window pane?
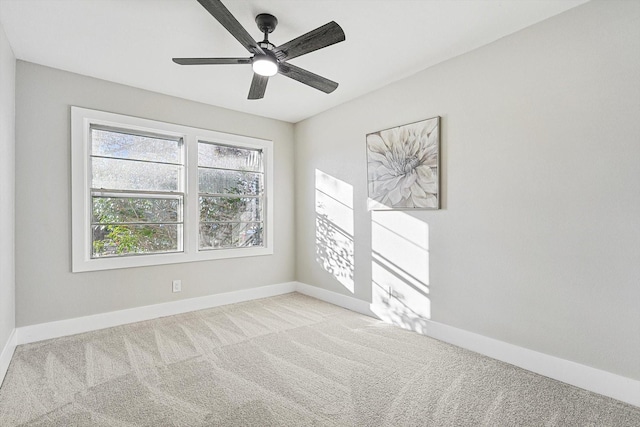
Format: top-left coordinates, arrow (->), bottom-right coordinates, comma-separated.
200,196 -> 260,222
198,143 -> 262,172
92,197 -> 180,224
199,223 -> 262,249
198,168 -> 262,195
92,157 -> 181,191
92,128 -> 181,164
92,224 -> 180,257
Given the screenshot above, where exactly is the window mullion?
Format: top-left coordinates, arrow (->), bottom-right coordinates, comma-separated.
186,134 -> 199,256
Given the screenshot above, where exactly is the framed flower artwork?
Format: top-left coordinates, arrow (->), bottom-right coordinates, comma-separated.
366,117 -> 440,209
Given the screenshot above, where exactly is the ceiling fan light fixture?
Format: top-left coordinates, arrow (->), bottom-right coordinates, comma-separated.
252,55 -> 278,77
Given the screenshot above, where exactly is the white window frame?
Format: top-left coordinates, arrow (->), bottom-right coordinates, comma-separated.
71,106 -> 274,272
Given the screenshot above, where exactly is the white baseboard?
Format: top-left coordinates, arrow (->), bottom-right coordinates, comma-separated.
416,319 -> 640,408
294,282 -> 640,408
0,329 -> 17,386
295,282 -> 374,316
414,316 -> 640,408
16,281 -> 297,345
8,280 -> 639,408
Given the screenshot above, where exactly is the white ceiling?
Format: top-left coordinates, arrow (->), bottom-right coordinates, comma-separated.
0,0 -> 587,123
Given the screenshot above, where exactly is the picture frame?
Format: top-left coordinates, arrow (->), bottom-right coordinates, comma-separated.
366,116 -> 440,210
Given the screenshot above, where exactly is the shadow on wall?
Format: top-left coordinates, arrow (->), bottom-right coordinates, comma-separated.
370,210 -> 431,333
315,169 -> 355,293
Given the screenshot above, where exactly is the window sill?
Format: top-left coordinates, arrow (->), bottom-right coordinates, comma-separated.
72,246 -> 274,273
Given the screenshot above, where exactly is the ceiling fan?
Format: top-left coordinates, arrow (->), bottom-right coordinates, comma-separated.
173,0 -> 346,100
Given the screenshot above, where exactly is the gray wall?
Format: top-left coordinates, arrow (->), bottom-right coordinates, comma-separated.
0,20 -> 15,352
15,62 -> 296,326
295,0 -> 640,380
9,0 -> 640,384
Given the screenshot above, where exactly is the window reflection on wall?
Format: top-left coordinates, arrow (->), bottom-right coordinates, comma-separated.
371,210 -> 430,332
315,169 -> 355,293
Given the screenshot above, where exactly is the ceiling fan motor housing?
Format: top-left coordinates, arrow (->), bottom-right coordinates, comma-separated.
258,41 -> 276,51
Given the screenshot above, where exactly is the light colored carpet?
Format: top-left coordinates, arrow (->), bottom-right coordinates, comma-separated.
0,293 -> 638,426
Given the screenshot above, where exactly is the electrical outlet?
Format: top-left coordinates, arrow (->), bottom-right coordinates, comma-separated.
172,280 -> 182,293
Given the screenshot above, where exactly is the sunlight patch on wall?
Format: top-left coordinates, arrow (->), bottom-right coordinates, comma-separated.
315,169 -> 354,293
371,210 -> 430,332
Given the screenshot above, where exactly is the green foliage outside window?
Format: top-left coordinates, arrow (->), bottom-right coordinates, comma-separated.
92,197 -> 179,257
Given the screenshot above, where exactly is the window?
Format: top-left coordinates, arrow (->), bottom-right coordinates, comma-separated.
198,142 -> 264,250
90,127 -> 184,258
72,107 -> 273,272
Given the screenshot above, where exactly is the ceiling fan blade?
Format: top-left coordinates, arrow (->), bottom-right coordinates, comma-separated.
196,0 -> 264,55
248,73 -> 269,100
278,63 -> 338,94
173,57 -> 252,65
274,21 -> 345,61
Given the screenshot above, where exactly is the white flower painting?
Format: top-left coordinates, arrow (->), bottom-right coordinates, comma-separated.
367,117 -> 440,209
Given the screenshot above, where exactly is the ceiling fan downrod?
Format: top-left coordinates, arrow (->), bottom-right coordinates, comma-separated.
256,13 -> 277,50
